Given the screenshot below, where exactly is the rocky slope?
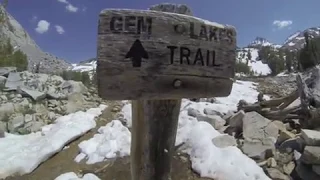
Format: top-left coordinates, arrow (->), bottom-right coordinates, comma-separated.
0,7 -> 71,73
282,27 -> 320,50
248,37 -> 281,49
0,67 -> 102,136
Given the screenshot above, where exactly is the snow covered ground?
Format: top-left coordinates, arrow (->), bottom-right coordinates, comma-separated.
0,79 -> 272,180
237,48 -> 271,76
0,104 -> 107,179
74,80 -> 271,180
71,61 -> 96,72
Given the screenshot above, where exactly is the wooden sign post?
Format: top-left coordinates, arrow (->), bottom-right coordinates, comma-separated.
97,9 -> 237,180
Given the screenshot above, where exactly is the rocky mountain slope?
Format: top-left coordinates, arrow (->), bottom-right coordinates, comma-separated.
248,37 -> 281,49
0,7 -> 71,73
282,27 -> 320,50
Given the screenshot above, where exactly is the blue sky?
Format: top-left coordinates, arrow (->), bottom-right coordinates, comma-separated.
6,0 -> 320,63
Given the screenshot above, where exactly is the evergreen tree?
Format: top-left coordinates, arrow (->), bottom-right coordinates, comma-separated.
247,50 -> 252,65
299,32 -> 318,70
285,49 -> 293,72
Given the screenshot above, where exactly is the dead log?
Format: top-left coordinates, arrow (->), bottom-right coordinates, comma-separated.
277,90 -> 299,110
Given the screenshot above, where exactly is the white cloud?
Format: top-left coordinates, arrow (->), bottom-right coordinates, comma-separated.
66,4 -> 78,12
57,0 -> 78,13
272,20 -> 293,29
57,0 -> 68,3
55,25 -> 65,34
35,20 -> 50,34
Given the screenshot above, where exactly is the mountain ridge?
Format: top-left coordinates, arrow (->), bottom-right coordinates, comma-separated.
0,6 -> 71,73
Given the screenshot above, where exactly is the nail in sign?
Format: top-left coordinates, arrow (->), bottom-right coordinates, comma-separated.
97,9 -> 237,100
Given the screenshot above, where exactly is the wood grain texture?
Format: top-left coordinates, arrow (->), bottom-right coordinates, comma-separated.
131,99 -> 181,180
97,9 -> 237,100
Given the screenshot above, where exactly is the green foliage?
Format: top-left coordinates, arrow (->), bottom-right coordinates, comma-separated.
0,0 -> 8,25
298,32 -> 320,70
247,50 -> 252,61
60,70 -> 93,87
284,49 -> 293,72
235,61 -> 251,74
258,46 -> 285,75
0,38 -> 28,71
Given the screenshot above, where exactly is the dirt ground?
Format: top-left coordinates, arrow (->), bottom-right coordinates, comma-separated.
4,101 -> 210,180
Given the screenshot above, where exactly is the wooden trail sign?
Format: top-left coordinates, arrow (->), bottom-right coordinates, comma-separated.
97,9 -> 237,100
97,9 -> 237,180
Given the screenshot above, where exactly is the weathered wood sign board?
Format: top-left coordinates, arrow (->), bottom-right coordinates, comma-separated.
97,9 -> 237,100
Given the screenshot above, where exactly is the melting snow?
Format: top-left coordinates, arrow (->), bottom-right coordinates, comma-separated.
75,80 -> 271,180
0,105 -> 107,179
237,48 -> 271,76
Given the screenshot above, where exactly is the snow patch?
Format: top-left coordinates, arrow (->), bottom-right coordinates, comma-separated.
75,120 -> 131,164
55,172 -> 101,180
0,105 -> 107,179
75,80 -> 270,180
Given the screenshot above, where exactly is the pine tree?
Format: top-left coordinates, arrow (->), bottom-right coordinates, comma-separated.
285,49 -> 293,72
247,50 -> 252,61
299,32 -> 318,70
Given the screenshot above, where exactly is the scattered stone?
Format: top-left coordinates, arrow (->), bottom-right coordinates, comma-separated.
301,146 -> 320,164
187,107 -> 201,118
241,138 -> 275,160
227,110 -> 245,131
277,129 -> 296,145
279,137 -> 305,153
266,168 -> 290,180
267,157 -> 277,168
283,161 -> 295,175
212,134 -> 237,148
301,129 -> 320,146
203,108 -> 224,117
7,114 -> 24,132
242,112 -> 279,141
197,115 -> 226,130
312,165 -> 320,176
295,161 -> 320,180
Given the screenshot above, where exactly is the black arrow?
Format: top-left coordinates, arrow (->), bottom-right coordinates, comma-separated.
125,39 -> 149,67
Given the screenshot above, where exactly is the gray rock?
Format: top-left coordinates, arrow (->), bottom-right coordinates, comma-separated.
24,121 -> 45,132
149,3 -> 193,16
228,110 -> 245,130
0,103 -> 15,121
48,111 -> 56,120
241,138 -> 275,160
212,134 -> 236,148
203,108 -> 224,117
301,129 -> 320,146
279,137 -> 305,153
187,107 -> 201,118
24,114 -> 33,123
266,168 -> 290,180
301,146 -> 320,164
283,161 -> 295,175
61,80 -> 88,95
7,114 -> 25,132
243,111 -> 279,142
312,165 -> 320,176
0,121 -> 7,136
296,161 -> 320,180
65,93 -> 86,114
197,115 -> 226,130
18,86 -> 46,101
0,67 -> 16,76
5,72 -> 23,90
0,76 -> 6,84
